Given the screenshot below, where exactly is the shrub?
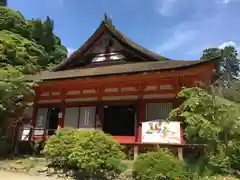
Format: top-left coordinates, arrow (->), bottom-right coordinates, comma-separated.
0,135 -> 11,157
133,149 -> 187,180
186,157 -> 213,179
44,128 -> 126,178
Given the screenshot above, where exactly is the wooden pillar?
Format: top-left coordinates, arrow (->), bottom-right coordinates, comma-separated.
58,102 -> 65,128
137,101 -> 146,142
178,148 -> 183,160
58,89 -> 65,128
134,145 -> 139,160
178,123 -> 185,160
31,104 -> 38,127
31,92 -> 38,127
97,104 -> 104,130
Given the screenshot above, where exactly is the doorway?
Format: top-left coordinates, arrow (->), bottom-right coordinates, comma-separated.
103,105 -> 135,136
47,107 -> 60,135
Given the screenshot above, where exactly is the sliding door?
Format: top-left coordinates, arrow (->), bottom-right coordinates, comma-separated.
35,108 -> 48,136
64,107 -> 79,128
64,106 -> 96,129
146,103 -> 172,121
36,108 -> 48,128
79,106 -> 96,129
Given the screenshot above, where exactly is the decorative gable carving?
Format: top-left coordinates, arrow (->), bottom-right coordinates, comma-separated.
86,32 -> 123,55
52,18 -> 168,71
92,52 -> 125,62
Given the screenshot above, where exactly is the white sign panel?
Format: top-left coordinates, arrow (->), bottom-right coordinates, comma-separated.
142,120 -> 182,144
21,128 -> 31,141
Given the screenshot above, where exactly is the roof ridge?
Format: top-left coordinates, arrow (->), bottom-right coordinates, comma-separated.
52,18 -> 170,71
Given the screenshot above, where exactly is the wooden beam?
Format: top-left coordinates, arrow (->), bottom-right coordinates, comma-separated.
41,63 -> 215,88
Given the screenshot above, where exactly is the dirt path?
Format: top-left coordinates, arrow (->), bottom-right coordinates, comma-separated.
0,171 -> 61,180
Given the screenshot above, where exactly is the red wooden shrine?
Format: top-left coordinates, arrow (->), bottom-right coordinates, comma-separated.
24,16 -> 219,145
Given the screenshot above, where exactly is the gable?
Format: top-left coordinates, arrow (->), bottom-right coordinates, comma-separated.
53,19 -> 169,71
84,31 -> 127,63
86,31 -> 123,54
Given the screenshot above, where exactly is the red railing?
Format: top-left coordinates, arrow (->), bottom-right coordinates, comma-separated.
20,127 -> 57,141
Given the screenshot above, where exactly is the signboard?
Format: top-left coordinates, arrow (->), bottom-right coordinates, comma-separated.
21,128 -> 31,141
33,129 -> 45,136
142,120 -> 182,144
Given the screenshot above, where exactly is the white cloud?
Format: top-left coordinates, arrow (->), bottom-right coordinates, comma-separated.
216,0 -> 239,4
219,41 -> 237,49
156,0 -> 177,16
67,48 -> 76,57
155,28 -> 197,53
219,41 -> 240,54
154,5 -> 240,59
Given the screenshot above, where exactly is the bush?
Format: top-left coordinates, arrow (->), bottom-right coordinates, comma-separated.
186,157 -> 213,179
44,128 -> 126,179
0,135 -> 11,157
133,149 -> 187,180
0,6 -> 30,38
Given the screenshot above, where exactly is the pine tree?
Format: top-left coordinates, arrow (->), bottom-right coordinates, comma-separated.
201,46 -> 240,81
0,0 -> 7,6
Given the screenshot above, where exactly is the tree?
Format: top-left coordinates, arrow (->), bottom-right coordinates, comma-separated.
0,66 -> 37,124
40,16 -> 55,53
0,6 -> 67,125
221,80 -> 240,103
201,46 -> 240,82
169,87 -> 240,173
27,16 -> 67,67
0,0 -> 7,6
0,6 -> 67,72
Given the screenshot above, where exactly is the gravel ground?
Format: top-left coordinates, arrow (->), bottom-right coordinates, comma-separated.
0,171 -> 61,180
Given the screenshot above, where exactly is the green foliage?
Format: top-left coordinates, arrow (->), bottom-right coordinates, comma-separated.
0,0 -> 7,6
0,6 -> 30,38
0,6 -> 67,72
133,149 -> 187,180
0,135 -> 11,157
222,80 -> 240,103
201,46 -> 240,81
0,30 -> 48,73
27,16 -> 67,66
44,128 -> 126,179
169,87 -> 240,174
0,66 -> 37,121
186,157 -> 213,179
30,140 -> 45,156
0,6 -> 66,121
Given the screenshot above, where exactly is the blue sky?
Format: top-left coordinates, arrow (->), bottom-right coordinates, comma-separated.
8,0 -> 240,60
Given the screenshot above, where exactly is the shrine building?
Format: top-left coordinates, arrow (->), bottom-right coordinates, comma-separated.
25,17 -> 219,144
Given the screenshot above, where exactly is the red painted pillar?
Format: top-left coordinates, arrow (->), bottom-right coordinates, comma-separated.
58,103 -> 65,128
31,105 -> 38,127
137,101 -> 146,142
180,123 -> 185,144
58,89 -> 65,128
97,105 -> 104,130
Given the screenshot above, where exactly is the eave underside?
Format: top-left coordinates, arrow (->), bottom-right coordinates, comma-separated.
26,58 -> 218,81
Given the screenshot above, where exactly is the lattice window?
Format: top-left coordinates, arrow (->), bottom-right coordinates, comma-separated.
146,103 -> 172,121
92,52 -> 124,62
